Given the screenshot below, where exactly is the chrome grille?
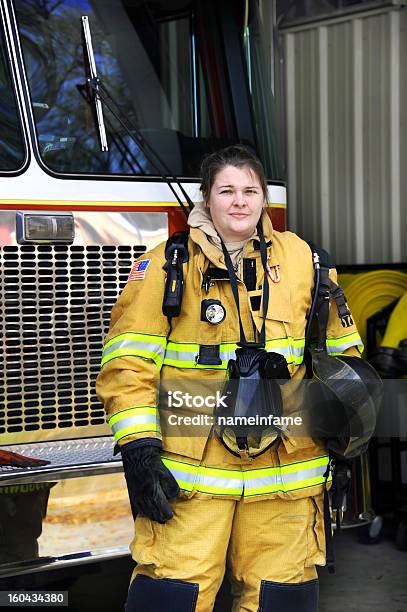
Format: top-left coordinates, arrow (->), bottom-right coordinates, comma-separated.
0,244 -> 145,437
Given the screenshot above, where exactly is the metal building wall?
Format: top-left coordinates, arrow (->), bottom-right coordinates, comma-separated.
281,5 -> 407,264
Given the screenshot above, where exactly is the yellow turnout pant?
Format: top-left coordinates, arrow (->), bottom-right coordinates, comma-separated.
130,492 -> 325,611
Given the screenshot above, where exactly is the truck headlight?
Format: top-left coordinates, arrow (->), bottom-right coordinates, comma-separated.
16,212 -> 75,244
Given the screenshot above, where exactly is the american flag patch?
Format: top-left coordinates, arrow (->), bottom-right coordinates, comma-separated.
128,259 -> 150,281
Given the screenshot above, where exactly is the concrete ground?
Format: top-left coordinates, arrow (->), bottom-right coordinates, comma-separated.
318,528 -> 407,612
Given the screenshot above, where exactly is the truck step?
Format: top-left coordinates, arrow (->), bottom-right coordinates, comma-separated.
0,437 -> 121,485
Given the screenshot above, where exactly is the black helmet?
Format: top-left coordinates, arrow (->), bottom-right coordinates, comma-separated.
307,349 -> 383,459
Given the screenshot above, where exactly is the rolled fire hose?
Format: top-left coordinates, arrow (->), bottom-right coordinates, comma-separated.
371,291 -> 407,376
338,270 -> 407,349
381,291 -> 407,349
337,273 -> 362,291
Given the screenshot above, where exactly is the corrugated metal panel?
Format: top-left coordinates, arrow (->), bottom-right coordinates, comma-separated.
282,6 -> 406,264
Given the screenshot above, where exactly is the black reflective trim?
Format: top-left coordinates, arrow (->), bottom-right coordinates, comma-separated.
125,574 -> 198,612
258,579 -> 319,612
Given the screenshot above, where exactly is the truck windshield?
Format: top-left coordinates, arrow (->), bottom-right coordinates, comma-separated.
13,0 -> 282,179
0,26 -> 25,171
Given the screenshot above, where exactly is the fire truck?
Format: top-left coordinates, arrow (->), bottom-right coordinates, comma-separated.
0,0 -> 287,581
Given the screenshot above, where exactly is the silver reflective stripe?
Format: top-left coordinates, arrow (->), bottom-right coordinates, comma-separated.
267,345 -> 304,364
103,339 -> 165,360
166,466 -> 243,491
282,464 -> 327,484
291,345 -> 305,358
164,345 -> 300,365
166,466 -> 196,486
327,341 -> 358,354
164,348 -> 236,362
163,459 -> 329,496
164,348 -> 198,362
111,413 -> 159,435
220,349 -> 239,361
267,346 -> 291,357
244,473 -> 282,490
196,472 -> 243,490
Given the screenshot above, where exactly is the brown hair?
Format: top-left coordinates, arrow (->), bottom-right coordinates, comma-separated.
199,145 -> 268,204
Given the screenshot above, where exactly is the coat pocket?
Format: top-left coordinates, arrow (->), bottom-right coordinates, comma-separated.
251,281 -> 293,326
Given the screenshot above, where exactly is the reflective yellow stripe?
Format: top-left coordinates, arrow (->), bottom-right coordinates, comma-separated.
245,474 -> 331,497
101,331 -> 361,369
164,338 -> 305,370
108,406 -> 161,442
280,456 -> 328,475
244,457 -> 331,497
326,331 -> 364,355
161,455 -> 330,497
108,406 -> 158,427
112,423 -> 161,442
101,333 -> 167,368
161,457 -> 243,495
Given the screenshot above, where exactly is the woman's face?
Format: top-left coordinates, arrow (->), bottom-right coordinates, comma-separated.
205,165 -> 265,242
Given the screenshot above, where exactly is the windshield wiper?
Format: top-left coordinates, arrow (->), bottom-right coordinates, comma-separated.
81,15 -> 108,152
76,83 -> 145,175
79,16 -> 193,218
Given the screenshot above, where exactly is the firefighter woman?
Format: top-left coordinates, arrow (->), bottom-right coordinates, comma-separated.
96,146 -> 366,611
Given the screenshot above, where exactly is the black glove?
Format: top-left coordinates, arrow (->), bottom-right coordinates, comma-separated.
121,442 -> 180,523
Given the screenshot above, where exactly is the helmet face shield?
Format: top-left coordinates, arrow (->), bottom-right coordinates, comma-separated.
308,351 -> 383,458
